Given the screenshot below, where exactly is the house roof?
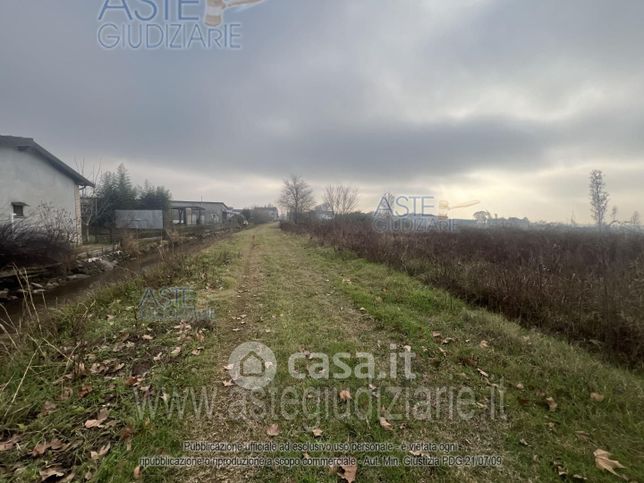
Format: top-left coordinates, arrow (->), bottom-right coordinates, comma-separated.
171,200 -> 230,209
0,135 -> 95,187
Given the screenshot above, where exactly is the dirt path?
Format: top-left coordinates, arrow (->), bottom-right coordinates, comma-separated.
177,224 -> 643,482
2,224 -> 639,481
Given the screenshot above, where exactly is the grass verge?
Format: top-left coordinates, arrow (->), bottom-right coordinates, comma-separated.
0,236 -> 246,482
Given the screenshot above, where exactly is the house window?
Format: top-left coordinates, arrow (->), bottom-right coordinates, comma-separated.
12,203 -> 25,218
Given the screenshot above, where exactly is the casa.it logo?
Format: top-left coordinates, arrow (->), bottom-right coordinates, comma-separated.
228,342 -> 277,390
97,0 -> 268,51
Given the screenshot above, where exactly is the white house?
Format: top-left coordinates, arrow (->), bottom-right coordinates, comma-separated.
0,135 -> 94,241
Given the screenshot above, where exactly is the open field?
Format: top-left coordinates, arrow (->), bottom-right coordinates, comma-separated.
1,224 -> 643,482
283,219 -> 644,369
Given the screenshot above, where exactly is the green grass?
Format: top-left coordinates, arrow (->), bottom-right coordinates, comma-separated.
2,224 -> 642,482
0,237 -> 246,482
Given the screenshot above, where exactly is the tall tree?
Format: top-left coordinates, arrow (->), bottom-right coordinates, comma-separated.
278,175 -> 315,223
322,184 -> 359,216
138,180 -> 172,211
589,170 -> 610,230
115,163 -> 138,209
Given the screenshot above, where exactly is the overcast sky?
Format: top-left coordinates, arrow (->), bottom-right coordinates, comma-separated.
1,0 -> 643,222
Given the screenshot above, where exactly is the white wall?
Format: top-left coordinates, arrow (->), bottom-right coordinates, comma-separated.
0,145 -> 81,239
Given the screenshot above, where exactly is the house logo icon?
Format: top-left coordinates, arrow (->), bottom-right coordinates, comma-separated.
227,342 -> 276,389
204,0 -> 267,27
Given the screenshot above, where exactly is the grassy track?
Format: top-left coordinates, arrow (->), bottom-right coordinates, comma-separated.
183,225 -> 643,482
2,224 -> 642,482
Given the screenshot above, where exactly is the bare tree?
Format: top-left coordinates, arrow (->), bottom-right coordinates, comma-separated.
589,170 -> 609,230
322,184 -> 359,216
278,175 -> 315,223
610,206 -> 619,225
631,211 -> 641,226
75,159 -> 112,242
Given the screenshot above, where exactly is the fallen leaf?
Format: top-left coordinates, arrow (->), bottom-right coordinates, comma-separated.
339,389 -> 352,401
84,408 -> 109,429
0,435 -> 19,452
142,334 -> 153,341
553,460 -> 568,478
90,443 -> 111,460
312,428 -> 323,437
593,449 -> 626,477
402,345 -> 412,352
516,383 -> 524,390
222,380 -> 234,387
266,424 -> 280,437
121,426 -> 134,443
40,401 -> 57,416
32,441 -> 51,457
133,466 -> 142,479
49,439 -> 65,451
545,397 -> 558,412
224,364 -> 234,371
519,438 -> 529,446
39,466 -> 65,481
338,462 -> 358,483
477,368 -> 489,378
590,392 -> 605,402
58,387 -> 73,401
78,384 -> 93,398
170,346 -> 182,357
379,416 -> 394,431
479,340 -> 490,349
125,375 -> 139,386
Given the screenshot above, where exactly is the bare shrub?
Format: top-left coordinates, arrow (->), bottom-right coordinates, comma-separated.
0,204 -> 77,269
119,230 -> 140,256
282,219 -> 644,368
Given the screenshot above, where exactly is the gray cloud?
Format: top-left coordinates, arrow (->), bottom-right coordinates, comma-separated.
0,0 -> 642,220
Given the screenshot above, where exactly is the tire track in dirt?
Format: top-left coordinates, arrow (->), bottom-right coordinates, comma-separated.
184,231 -> 269,482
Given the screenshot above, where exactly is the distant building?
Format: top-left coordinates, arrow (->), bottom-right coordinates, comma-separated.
171,200 -> 233,225
0,135 -> 94,241
312,203 -> 334,221
251,206 -> 279,222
